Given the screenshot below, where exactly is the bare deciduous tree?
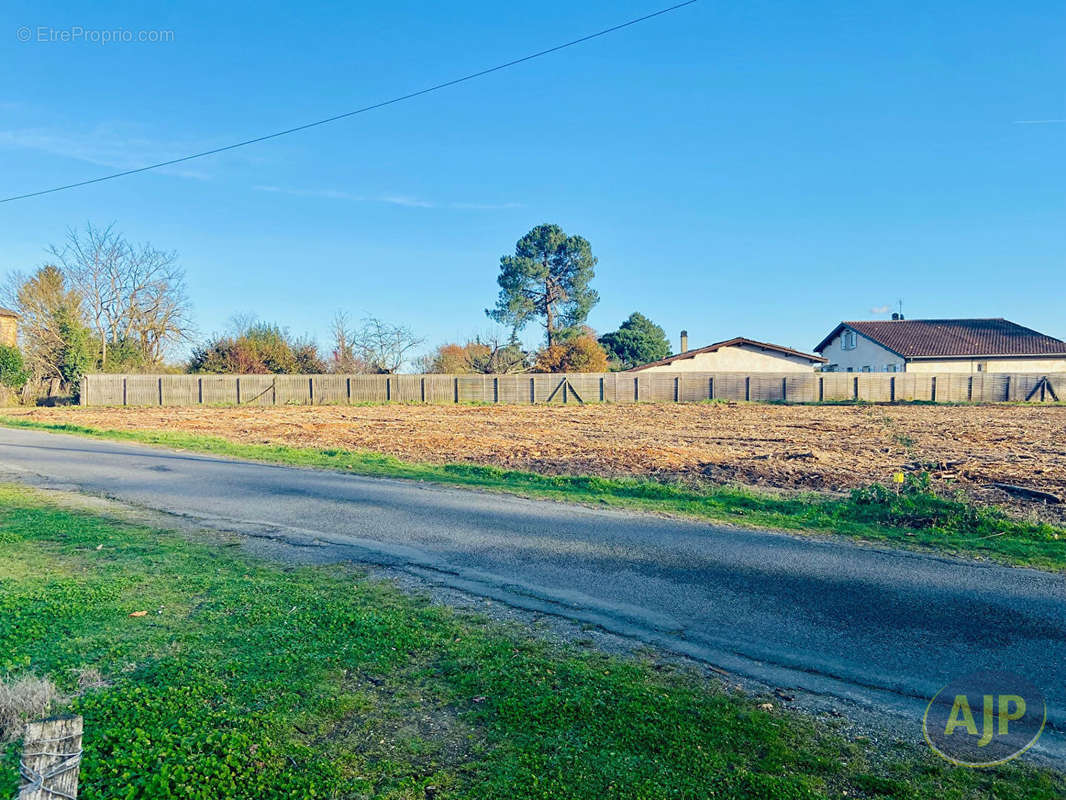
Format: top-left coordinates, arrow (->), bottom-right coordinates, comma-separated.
47,223 -> 193,366
328,312 -> 370,373
466,334 -> 528,374
334,315 -> 423,374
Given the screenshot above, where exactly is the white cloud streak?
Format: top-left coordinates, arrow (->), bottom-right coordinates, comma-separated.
0,123 -> 214,179
255,186 -> 522,210
253,185 -> 357,199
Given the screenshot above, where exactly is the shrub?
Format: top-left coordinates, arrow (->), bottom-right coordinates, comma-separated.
57,315 -> 95,400
0,346 -> 28,391
98,338 -> 151,373
190,323 -> 325,374
848,472 -> 1010,533
423,339 -> 528,374
534,333 -> 609,372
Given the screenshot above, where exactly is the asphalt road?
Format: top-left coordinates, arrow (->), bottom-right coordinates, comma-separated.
2,425 -> 1065,761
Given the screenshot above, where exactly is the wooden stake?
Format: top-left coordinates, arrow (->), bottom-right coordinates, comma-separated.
19,715 -> 83,800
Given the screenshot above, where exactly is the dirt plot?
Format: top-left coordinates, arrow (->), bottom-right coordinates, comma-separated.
9,403 -> 1066,517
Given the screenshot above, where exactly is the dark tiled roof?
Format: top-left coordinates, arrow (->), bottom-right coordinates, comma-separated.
0,307 -> 18,318
628,336 -> 827,372
815,319 -> 1066,359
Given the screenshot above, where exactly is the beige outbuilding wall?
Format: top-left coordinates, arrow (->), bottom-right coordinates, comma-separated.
906,357 -> 1066,373
636,343 -> 819,373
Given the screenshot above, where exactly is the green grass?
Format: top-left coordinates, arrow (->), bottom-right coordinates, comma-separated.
2,415 -> 1064,571
1,485 -> 1062,799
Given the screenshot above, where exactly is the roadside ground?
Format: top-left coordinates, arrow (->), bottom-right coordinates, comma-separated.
1,484 -> 1063,799
3,414 -> 1064,571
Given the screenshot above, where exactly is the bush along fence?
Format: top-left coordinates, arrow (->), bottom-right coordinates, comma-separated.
78,372 -> 1066,407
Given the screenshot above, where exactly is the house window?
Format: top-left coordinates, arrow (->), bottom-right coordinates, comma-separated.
976,362 -> 986,372
886,364 -> 897,372
841,330 -> 857,351
846,367 -> 854,372
861,366 -> 871,372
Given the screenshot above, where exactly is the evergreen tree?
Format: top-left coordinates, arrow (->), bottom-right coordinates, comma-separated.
487,224 -> 598,346
599,312 -> 671,369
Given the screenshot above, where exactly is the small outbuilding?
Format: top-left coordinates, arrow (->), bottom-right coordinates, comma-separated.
0,307 -> 18,348
815,318 -> 1066,373
628,335 -> 826,373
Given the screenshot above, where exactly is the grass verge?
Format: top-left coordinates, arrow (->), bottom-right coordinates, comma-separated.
1,484 -> 1063,799
1,415 -> 1064,571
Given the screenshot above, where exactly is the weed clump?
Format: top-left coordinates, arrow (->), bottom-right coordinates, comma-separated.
849,472 -> 1011,534
0,674 -> 59,742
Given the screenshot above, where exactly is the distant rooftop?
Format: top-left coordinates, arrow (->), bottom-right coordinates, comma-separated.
815,318 -> 1066,359
628,336 -> 827,371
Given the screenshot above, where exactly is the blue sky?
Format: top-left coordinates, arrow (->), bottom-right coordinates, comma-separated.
1,0 -> 1063,362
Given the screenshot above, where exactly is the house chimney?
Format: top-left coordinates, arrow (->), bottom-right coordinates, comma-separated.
680,330 -> 688,353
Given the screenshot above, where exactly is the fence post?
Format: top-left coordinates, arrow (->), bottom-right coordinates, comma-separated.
930,376 -> 937,403
890,376 -> 896,403
122,377 -> 128,406
708,376 -> 714,400
1004,374 -> 1011,402
420,377 -> 426,403
781,376 -> 787,402
745,376 -> 751,402
19,715 -> 83,800
818,376 -> 824,402
454,377 -> 459,404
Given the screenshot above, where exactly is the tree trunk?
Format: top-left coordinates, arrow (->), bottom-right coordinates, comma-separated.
543,268 -> 555,347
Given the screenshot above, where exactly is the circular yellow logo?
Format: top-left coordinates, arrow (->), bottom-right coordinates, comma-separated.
923,670 -> 1046,767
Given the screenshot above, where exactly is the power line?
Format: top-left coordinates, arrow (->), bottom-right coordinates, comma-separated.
2,1 -> 698,204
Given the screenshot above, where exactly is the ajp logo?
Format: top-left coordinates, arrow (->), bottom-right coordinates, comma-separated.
923,670 -> 1046,767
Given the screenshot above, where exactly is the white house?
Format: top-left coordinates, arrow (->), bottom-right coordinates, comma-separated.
629,336 -> 826,373
815,318 -> 1066,373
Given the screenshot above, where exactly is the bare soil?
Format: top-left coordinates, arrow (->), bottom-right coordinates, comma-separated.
8,403 -> 1066,520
